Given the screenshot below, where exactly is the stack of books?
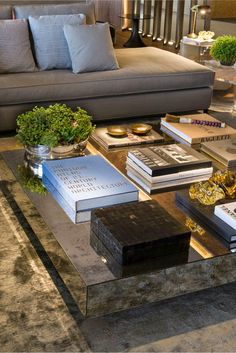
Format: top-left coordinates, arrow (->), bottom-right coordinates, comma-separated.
126,144 -> 213,193
176,190 -> 236,252
42,155 -> 139,224
91,126 -> 164,150
90,200 -> 191,276
160,114 -> 236,148
201,139 -> 236,168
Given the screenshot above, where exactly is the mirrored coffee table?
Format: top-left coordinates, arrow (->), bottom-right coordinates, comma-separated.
2,134 -> 236,317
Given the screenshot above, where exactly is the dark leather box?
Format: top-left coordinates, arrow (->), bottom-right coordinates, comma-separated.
90,230 -> 189,277
90,200 -> 191,265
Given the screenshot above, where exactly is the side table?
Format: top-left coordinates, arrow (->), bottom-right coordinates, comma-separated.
204,60 -> 236,113
120,14 -> 151,48
179,40 -> 213,63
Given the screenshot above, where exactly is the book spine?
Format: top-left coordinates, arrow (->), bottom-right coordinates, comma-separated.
127,152 -> 153,175
42,167 -> 77,211
127,154 -> 212,177
43,176 -> 91,223
200,135 -> 231,143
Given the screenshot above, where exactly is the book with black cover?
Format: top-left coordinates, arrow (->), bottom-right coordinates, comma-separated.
128,144 -> 212,177
176,190 -> 236,244
91,200 -> 191,265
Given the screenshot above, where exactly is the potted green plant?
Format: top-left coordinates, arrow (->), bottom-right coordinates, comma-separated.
17,104 -> 95,177
45,104 -> 94,155
210,35 -> 236,66
16,106 -> 56,172
17,103 -> 94,151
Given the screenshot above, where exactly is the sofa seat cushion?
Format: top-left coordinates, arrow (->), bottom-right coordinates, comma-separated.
0,47 -> 214,106
14,3 -> 95,24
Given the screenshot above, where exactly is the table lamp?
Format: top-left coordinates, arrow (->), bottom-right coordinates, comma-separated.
187,4 -> 211,39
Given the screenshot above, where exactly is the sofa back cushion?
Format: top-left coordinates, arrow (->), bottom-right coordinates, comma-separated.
29,14 -> 86,70
0,5 -> 12,19
64,23 -> 119,74
0,19 -> 36,73
14,2 -> 95,24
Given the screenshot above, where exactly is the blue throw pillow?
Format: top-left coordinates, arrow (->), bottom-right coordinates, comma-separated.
29,14 -> 86,70
63,23 -> 119,74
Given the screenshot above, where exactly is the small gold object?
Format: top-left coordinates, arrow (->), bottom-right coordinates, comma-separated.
189,181 -> 225,205
131,123 -> 152,135
189,170 -> 236,206
185,217 -> 205,236
210,170 -> 236,199
107,125 -> 127,137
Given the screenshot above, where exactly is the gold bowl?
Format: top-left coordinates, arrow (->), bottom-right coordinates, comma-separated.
107,125 -> 127,137
131,123 -> 152,135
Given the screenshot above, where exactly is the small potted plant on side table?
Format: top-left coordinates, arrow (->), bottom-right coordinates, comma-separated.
210,35 -> 236,66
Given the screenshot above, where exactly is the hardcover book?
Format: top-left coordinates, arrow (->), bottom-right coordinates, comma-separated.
127,144 -> 212,177
201,139 -> 236,168
43,176 -> 91,223
126,157 -> 213,183
127,168 -> 213,193
160,114 -> 236,146
214,202 -> 236,230
91,126 -> 164,150
42,155 -> 139,212
176,190 -> 236,244
91,200 -> 191,265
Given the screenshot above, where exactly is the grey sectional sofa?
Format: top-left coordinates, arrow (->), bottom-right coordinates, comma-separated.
0,2 -> 215,131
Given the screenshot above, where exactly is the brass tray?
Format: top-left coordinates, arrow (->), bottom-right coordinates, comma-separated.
107,126 -> 127,137
131,123 -> 152,135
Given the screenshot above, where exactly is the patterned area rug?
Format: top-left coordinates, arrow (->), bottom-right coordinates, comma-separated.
0,180 -> 90,352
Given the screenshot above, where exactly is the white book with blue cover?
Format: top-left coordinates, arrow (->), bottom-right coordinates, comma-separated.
42,155 -> 138,212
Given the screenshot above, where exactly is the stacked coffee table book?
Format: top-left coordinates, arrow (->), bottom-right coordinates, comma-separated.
160,113 -> 236,148
42,155 -> 139,223
176,190 -> 236,252
126,144 -> 213,193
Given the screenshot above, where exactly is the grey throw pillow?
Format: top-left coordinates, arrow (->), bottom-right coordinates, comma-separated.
63,22 -> 119,74
29,14 -> 86,70
0,19 -> 36,73
14,3 -> 95,25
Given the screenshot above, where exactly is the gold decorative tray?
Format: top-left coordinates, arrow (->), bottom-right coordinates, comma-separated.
131,123 -> 152,135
